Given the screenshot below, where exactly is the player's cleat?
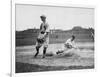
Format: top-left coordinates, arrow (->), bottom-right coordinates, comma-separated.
56,50 -> 64,55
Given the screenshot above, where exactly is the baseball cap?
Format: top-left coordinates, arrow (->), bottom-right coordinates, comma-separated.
40,15 -> 46,18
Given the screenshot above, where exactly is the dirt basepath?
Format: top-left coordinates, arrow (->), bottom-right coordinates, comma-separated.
16,43 -> 94,72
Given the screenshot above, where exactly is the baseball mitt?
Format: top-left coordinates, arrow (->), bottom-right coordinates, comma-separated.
37,33 -> 46,43
37,37 -> 45,43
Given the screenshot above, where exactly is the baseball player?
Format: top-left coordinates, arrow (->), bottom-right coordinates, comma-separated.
34,15 -> 50,58
56,35 -> 76,54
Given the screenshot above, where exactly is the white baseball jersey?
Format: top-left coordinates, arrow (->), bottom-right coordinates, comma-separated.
36,22 -> 50,48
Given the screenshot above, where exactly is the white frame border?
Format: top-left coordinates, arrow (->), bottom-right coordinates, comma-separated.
11,0 -> 96,77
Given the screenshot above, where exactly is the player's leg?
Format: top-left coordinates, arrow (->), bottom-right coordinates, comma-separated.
42,47 -> 47,58
56,44 -> 66,55
56,50 -> 64,54
42,37 -> 49,58
34,45 -> 41,58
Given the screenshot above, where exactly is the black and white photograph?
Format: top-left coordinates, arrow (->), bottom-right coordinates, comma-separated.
15,4 -> 94,73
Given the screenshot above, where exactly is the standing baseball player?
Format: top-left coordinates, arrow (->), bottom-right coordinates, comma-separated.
34,15 -> 50,58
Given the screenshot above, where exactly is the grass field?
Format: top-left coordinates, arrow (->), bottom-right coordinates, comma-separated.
16,42 -> 94,73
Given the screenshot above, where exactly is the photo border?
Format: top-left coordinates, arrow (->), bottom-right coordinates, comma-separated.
11,0 -> 96,77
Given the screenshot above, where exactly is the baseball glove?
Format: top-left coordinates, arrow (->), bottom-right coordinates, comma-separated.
37,37 -> 45,43
37,33 -> 46,43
